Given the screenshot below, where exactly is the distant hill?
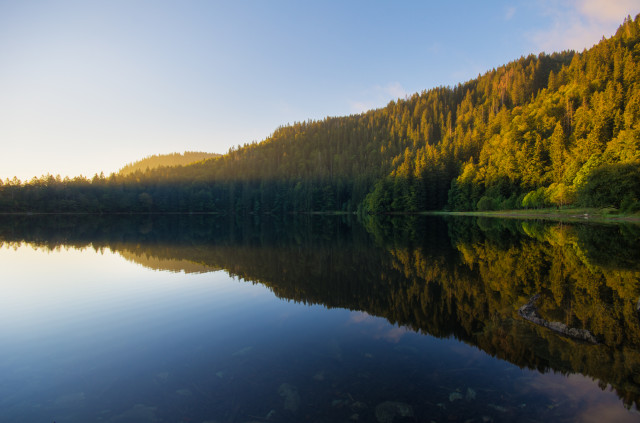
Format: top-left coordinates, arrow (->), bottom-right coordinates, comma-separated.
118,151 -> 220,176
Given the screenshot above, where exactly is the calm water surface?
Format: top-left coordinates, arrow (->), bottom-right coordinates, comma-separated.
0,215 -> 639,422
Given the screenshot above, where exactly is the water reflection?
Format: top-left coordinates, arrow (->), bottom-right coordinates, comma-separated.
0,214 -> 639,422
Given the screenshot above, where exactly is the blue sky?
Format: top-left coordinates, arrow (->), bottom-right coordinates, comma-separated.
1,0 -> 638,181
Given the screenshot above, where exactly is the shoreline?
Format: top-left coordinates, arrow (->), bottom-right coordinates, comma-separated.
2,209 -> 640,224
424,208 -> 640,224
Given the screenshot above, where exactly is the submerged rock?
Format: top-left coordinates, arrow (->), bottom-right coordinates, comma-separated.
278,383 -> 301,412
374,401 -> 414,423
465,387 -> 476,401
448,392 -> 463,402
488,404 -> 507,412
351,401 -> 367,411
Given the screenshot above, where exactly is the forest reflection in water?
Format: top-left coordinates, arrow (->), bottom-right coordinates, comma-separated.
1,214 -> 639,422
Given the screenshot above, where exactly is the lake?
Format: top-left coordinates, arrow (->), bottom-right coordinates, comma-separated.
1,214 -> 639,423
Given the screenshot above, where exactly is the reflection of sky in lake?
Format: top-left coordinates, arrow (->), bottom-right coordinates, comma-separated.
0,243 -> 638,423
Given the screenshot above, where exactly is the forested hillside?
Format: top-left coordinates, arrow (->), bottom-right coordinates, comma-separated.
1,15 -> 639,214
118,151 -> 219,176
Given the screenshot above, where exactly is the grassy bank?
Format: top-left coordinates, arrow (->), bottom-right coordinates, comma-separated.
426,207 -> 640,224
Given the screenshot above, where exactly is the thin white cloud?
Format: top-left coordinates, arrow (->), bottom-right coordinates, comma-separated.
380,326 -> 409,343
427,41 -> 442,53
383,82 -> 407,99
529,0 -> 639,53
349,82 -> 408,113
349,311 -> 373,323
349,100 -> 378,114
578,0 -> 638,23
505,6 -> 516,20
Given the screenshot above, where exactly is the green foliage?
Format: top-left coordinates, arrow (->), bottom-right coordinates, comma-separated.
546,183 -> 576,207
476,196 -> 497,211
577,162 -> 640,207
522,187 -> 550,209
621,194 -> 640,212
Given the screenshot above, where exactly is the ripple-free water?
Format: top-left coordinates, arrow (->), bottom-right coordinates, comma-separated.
0,215 -> 638,423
